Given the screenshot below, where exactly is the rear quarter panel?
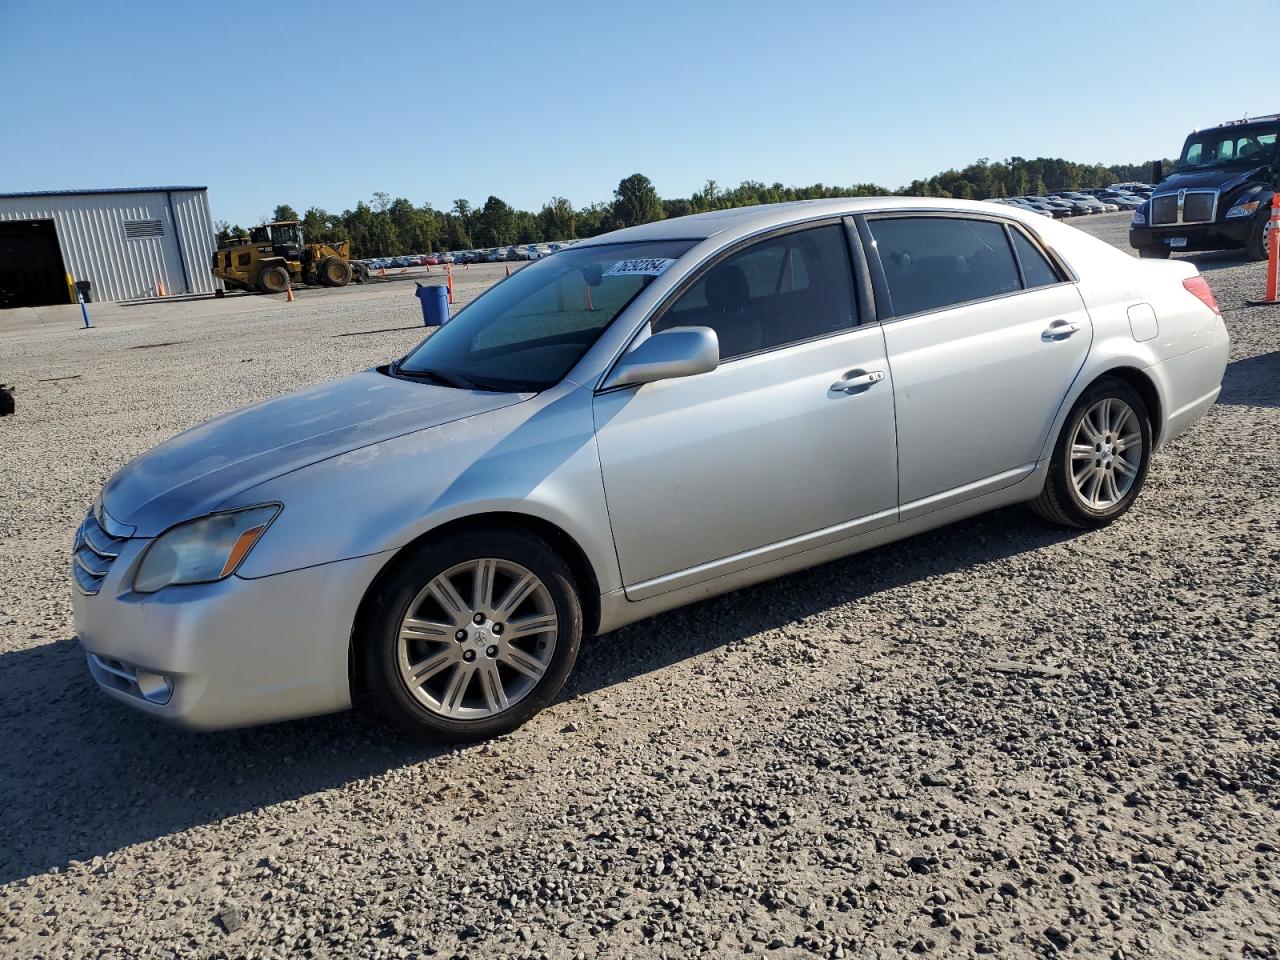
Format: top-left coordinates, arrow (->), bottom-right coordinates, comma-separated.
1037,221 -> 1227,452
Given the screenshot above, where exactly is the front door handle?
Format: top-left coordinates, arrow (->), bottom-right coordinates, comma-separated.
831,369 -> 885,393
1042,319 -> 1081,340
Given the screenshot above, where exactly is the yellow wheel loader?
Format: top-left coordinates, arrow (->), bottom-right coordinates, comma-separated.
211,221 -> 355,294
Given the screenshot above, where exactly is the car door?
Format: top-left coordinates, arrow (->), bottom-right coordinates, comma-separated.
593,221 -> 899,601
861,214 -> 1092,516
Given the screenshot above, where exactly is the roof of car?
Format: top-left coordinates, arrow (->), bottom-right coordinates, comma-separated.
576,196 -> 1042,246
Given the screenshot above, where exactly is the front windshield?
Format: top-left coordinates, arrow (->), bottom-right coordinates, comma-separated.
396,239 -> 696,391
1178,126 -> 1277,170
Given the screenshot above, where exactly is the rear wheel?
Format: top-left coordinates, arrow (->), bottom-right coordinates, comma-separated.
1246,209 -> 1271,262
359,530 -> 583,742
1031,377 -> 1152,529
257,265 -> 290,294
1138,245 -> 1170,259
318,256 -> 352,287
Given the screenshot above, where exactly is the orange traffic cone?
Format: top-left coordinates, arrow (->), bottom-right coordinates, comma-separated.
286,282 -> 295,302
155,278 -> 167,297
447,264 -> 455,304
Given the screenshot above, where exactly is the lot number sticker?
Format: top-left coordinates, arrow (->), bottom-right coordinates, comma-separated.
604,257 -> 677,278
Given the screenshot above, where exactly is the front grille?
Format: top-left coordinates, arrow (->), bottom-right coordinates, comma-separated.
1151,194 -> 1178,225
73,511 -> 126,595
1182,192 -> 1216,223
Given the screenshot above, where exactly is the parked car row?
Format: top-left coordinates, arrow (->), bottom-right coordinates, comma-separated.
992,184 -> 1154,220
358,240 -> 582,272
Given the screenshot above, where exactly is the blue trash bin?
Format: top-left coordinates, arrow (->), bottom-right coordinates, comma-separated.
414,283 -> 450,327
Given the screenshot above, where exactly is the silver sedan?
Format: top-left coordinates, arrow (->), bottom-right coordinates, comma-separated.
73,198 -> 1229,740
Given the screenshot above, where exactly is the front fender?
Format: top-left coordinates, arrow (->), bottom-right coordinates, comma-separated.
219,382 -> 623,594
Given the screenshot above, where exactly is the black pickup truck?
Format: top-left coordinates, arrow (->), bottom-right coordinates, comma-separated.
1130,114 -> 1276,260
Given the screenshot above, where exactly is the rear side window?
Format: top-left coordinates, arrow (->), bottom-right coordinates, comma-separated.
869,217 -> 1021,317
1009,229 -> 1061,288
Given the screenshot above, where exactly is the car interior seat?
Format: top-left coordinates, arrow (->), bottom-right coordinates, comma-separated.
701,264 -> 763,359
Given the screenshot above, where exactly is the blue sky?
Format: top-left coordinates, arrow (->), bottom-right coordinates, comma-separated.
0,0 -> 1261,226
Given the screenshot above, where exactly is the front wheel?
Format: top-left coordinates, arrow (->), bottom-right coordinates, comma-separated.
1031,377 -> 1152,529
318,256 -> 352,287
257,265 -> 290,294
359,530 -> 583,742
1246,209 -> 1271,262
1138,245 -> 1170,259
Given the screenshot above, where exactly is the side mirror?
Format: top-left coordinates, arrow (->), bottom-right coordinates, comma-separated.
1152,160 -> 1164,185
605,326 -> 719,389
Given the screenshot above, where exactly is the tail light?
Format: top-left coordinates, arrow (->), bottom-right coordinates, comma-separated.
1182,275 -> 1220,316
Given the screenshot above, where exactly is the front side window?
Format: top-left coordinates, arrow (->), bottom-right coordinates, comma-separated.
397,240 -> 695,391
657,223 -> 856,360
272,224 -> 302,247
868,217 -> 1021,317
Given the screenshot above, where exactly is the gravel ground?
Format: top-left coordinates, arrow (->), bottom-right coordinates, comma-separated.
1,214 -> 1276,959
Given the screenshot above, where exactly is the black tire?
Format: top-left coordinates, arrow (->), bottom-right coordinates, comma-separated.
317,256 -> 352,287
257,265 -> 290,294
1138,245 -> 1170,259
0,387 -> 13,417
358,530 -> 583,742
1031,376 -> 1152,530
1246,210 -> 1270,262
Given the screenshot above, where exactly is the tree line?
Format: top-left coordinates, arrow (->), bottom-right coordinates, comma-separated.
214,156 -> 1165,258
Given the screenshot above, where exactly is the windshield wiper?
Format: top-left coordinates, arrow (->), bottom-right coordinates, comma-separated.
390,362 -> 476,390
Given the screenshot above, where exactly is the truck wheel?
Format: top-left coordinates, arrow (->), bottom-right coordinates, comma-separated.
1138,245 -> 1170,259
318,257 -> 352,287
1246,210 -> 1271,262
257,265 -> 290,294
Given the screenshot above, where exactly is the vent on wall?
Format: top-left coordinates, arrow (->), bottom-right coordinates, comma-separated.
123,219 -> 164,239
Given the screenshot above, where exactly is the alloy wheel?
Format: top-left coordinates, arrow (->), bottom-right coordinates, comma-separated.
1069,398 -> 1143,510
395,558 -> 558,719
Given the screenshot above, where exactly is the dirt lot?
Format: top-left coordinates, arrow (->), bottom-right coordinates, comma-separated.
1,215 -> 1276,959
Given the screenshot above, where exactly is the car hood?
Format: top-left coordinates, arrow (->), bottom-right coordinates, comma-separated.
1154,164 -> 1267,194
101,370 -> 526,536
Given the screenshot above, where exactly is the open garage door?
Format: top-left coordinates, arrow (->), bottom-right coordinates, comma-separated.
0,219 -> 68,308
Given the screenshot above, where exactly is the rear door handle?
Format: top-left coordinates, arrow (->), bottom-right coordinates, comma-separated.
1042,319 -> 1081,340
831,369 -> 885,393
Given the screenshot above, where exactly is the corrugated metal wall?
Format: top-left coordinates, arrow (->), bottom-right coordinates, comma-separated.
0,189 -> 218,302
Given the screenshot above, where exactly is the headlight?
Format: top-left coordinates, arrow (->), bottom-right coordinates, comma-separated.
134,504 -> 280,593
1225,201 -> 1260,219
1131,208 -> 1146,226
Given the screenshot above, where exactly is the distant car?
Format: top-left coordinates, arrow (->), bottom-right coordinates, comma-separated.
1048,197 -> 1093,216
1108,196 -> 1145,210
73,197 -> 1229,740
1025,198 -> 1072,218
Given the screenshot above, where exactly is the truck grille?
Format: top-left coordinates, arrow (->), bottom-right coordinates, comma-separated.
73,511 -> 127,595
1182,192 -> 1216,223
1151,195 -> 1178,225
1150,190 -> 1218,226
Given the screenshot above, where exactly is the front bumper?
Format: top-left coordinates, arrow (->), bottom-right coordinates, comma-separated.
72,542 -> 393,730
1130,219 -> 1252,252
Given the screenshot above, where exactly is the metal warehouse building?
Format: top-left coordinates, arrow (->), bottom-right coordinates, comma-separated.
0,186 -> 217,307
